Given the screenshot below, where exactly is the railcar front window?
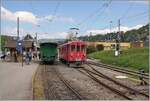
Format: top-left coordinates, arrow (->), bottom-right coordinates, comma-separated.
77,45 -> 80,52
71,45 -> 76,51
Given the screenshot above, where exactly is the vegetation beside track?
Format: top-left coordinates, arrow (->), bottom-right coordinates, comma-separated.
88,48 -> 149,72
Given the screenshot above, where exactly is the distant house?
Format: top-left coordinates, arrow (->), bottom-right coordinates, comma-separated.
86,41 -> 131,50
131,41 -> 144,48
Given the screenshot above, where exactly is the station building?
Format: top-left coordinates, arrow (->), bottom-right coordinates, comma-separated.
3,34 -> 35,62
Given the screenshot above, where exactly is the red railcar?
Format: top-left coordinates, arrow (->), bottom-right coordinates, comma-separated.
59,41 -> 86,66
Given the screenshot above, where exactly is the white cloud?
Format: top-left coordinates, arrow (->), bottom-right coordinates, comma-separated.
1,26 -> 68,39
1,6 -> 38,24
34,32 -> 68,39
56,16 -> 74,23
2,27 -> 26,36
86,24 -> 143,35
1,6 -> 75,24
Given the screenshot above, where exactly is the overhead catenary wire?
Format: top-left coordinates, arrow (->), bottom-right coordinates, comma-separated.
121,11 -> 148,21
48,2 -> 60,22
86,0 -> 133,35
82,0 -> 112,33
88,10 -> 148,35
77,0 -> 112,27
84,0 -> 148,35
119,0 -> 134,20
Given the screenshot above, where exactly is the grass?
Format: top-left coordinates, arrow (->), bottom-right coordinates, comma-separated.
88,48 -> 149,73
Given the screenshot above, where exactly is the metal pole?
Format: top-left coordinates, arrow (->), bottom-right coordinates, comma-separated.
109,21 -> 112,41
17,17 -> 19,39
17,17 -> 23,67
22,49 -> 23,67
118,19 -> 120,41
35,32 -> 38,60
118,19 -> 120,52
115,19 -> 121,56
110,21 -> 112,33
118,19 -> 120,53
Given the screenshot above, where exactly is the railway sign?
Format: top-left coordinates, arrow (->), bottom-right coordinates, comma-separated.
16,39 -> 23,54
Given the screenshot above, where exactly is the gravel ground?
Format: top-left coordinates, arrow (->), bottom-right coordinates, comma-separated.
42,64 -> 80,100
57,63 -> 126,100
40,61 -> 149,100
85,64 -> 149,100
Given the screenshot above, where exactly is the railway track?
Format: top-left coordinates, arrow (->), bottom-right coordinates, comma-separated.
77,64 -> 149,100
43,65 -> 57,99
54,67 -> 84,100
86,61 -> 149,80
44,64 -> 84,100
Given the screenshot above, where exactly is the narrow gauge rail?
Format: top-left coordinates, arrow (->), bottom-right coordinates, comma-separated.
44,65 -> 84,100
77,64 -> 149,100
86,61 -> 149,79
77,68 -> 132,100
54,67 -> 84,100
43,65 -> 57,99
86,64 -> 149,98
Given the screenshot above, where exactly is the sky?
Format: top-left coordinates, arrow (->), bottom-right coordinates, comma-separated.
1,0 -> 149,39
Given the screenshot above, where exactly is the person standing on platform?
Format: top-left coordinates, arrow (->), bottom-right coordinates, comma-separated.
29,49 -> 32,62
14,51 -> 18,62
25,52 -> 30,65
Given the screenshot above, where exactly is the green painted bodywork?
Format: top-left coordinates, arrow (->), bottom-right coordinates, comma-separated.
40,42 -> 57,62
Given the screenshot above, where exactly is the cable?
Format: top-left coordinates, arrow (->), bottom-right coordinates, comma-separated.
48,2 -> 60,22
77,0 -> 110,26
119,0 -> 134,20
121,11 -> 148,20
83,0 -> 112,32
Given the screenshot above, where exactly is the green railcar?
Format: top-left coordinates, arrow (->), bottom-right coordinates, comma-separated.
40,42 -> 57,64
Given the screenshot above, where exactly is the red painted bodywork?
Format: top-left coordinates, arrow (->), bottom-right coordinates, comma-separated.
59,41 -> 86,63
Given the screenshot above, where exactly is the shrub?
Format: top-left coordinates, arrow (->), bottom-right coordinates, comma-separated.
87,46 -> 97,54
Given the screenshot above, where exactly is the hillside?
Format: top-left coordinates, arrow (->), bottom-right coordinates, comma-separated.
79,24 -> 149,42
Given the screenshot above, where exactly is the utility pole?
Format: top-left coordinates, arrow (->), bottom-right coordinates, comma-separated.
115,19 -> 120,56
17,17 -> 23,66
109,21 -> 112,41
35,32 -> 38,60
118,19 -> 121,41
110,21 -> 112,33
17,17 -> 19,39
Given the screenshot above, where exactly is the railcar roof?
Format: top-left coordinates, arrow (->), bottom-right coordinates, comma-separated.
40,42 -> 58,46
58,41 -> 86,48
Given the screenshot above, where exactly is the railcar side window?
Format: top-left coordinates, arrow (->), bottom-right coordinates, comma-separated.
77,45 -> 80,52
81,45 -> 85,52
71,45 -> 76,51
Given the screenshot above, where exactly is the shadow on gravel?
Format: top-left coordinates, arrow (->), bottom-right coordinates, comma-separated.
72,66 -> 84,69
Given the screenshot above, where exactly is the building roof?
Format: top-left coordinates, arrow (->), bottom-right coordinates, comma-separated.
24,34 -> 34,40
4,40 -> 33,48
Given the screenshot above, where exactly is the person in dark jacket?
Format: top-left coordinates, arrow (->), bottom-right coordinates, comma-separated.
14,51 -> 18,62
25,52 -> 30,65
